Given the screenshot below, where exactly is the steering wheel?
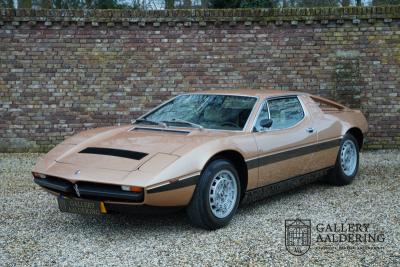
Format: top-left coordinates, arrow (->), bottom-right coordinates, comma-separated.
221,121 -> 240,128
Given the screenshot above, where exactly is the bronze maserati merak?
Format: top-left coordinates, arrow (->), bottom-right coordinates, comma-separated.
32,90 -> 368,229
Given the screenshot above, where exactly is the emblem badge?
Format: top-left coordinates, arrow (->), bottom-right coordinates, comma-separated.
74,169 -> 81,176
285,219 -> 311,256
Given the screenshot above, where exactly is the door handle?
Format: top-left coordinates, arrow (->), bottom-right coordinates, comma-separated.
306,127 -> 314,133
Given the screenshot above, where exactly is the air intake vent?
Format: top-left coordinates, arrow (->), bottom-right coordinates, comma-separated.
132,127 -> 190,134
79,147 -> 148,160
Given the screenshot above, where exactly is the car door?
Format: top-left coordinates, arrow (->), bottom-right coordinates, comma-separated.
251,96 -> 318,187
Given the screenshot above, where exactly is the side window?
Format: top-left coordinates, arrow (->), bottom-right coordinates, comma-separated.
268,97 -> 304,130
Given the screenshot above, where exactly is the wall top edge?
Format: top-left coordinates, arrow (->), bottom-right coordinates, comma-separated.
0,6 -> 399,23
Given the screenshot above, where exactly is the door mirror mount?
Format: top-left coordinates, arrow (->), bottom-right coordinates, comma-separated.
260,119 -> 273,129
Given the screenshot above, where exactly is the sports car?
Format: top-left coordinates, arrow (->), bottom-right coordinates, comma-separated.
32,90 -> 368,229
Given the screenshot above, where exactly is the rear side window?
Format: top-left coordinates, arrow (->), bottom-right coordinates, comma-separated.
267,97 -> 304,130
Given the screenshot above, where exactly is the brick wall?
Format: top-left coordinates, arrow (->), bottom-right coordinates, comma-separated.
0,7 -> 399,152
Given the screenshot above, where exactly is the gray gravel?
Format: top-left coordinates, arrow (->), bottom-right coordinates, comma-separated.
1,151 -> 399,266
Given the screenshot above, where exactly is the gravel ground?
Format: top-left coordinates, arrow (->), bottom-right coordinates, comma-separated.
0,150 -> 399,266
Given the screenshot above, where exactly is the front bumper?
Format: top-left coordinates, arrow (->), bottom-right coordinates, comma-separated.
34,176 -> 144,202
33,171 -> 198,208
34,176 -> 184,214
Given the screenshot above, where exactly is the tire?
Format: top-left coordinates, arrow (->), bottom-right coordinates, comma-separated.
326,134 -> 360,185
186,159 -> 241,230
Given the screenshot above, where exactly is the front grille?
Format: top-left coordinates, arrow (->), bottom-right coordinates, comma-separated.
34,176 -> 143,202
34,175 -> 73,193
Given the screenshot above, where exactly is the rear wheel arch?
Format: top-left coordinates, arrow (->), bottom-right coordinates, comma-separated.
203,150 -> 248,200
326,133 -> 359,186
346,127 -> 364,150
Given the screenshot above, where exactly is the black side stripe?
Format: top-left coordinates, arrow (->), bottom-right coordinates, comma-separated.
246,139 -> 341,170
146,139 -> 340,194
147,175 -> 199,194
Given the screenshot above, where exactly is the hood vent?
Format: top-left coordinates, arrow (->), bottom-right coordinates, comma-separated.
131,127 -> 190,135
79,147 -> 148,160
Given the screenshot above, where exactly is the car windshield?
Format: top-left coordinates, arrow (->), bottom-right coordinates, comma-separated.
139,94 -> 257,131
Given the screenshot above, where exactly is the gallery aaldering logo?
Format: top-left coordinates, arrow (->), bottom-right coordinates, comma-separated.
285,219 -> 386,256
285,219 -> 311,256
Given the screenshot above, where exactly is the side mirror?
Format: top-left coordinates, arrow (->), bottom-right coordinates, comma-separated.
260,119 -> 273,128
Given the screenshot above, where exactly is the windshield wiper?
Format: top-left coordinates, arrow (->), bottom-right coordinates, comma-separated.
133,119 -> 167,127
162,118 -> 203,129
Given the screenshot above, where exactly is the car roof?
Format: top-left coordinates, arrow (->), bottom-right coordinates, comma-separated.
190,89 -> 307,98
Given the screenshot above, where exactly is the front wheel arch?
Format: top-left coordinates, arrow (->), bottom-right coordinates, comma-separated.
202,150 -> 248,200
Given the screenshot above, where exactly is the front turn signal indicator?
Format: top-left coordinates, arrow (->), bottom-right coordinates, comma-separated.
121,185 -> 143,193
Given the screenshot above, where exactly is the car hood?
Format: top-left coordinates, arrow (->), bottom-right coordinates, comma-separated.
53,125 -> 232,173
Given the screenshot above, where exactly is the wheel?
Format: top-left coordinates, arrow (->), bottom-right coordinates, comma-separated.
326,134 -> 359,185
186,159 -> 241,230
